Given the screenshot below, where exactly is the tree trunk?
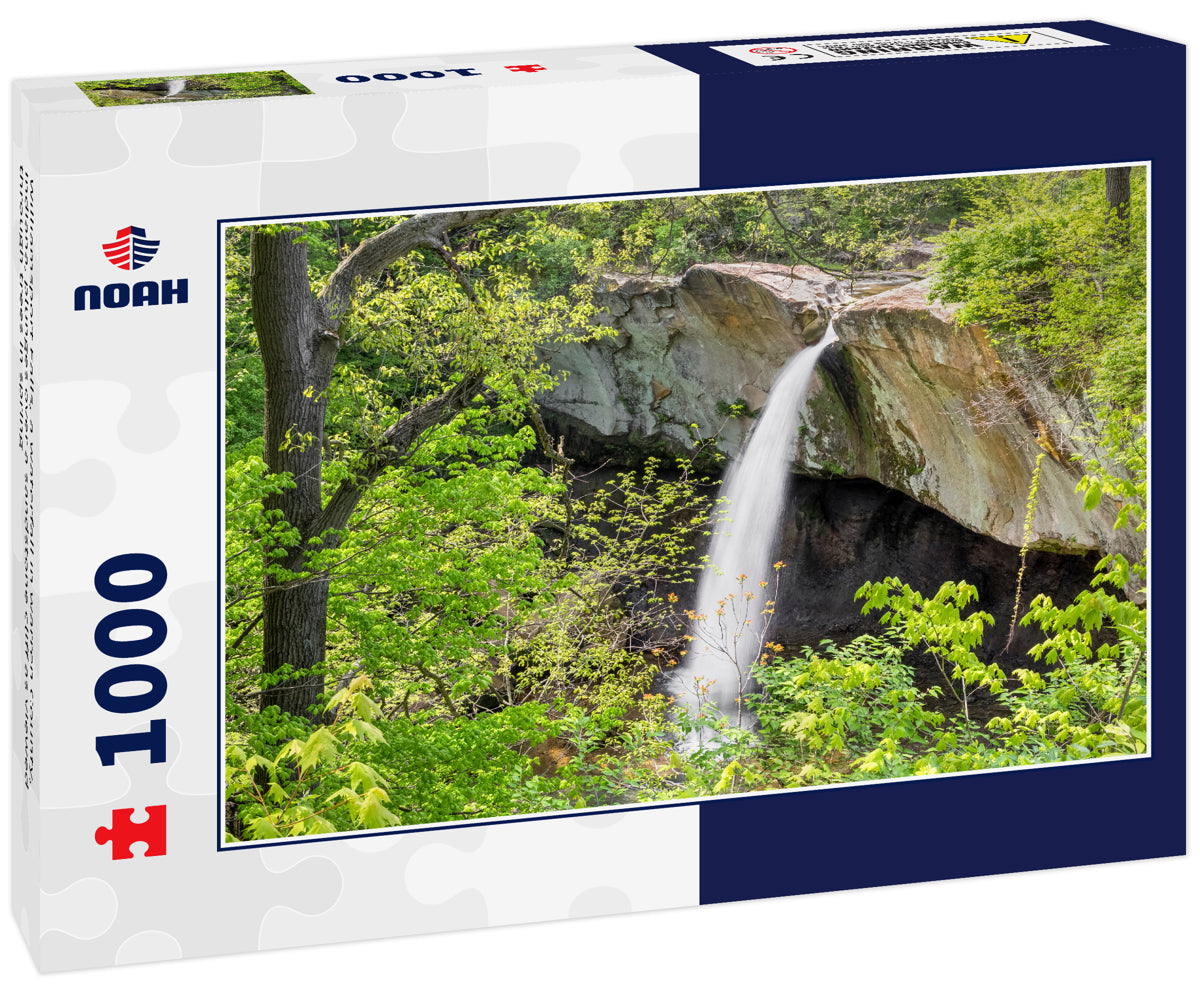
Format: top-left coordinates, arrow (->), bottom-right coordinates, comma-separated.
245,212 -> 509,717
250,228 -> 340,716
1104,166 -> 1132,245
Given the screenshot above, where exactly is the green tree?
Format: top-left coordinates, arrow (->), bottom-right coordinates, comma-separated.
237,212 -> 596,715
931,168 -> 1147,408
762,177 -> 977,283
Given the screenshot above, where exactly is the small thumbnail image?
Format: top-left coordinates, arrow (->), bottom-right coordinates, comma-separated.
76,69 -> 312,107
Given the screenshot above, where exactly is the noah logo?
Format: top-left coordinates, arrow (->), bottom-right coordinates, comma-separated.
102,225 -> 160,270
74,225 -> 188,311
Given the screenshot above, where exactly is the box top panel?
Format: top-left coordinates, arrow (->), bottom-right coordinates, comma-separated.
13,43 -> 691,115
12,21 -> 1182,117
641,19 -> 1182,74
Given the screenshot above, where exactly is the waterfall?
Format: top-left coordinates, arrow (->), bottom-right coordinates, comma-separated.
671,322 -> 838,740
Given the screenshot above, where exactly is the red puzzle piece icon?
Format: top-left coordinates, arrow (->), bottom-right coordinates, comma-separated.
95,805 -> 167,860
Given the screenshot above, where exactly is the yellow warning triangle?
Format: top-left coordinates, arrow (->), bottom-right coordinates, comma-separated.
971,33 -> 1031,44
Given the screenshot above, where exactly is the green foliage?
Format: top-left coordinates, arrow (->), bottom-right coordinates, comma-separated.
1075,407 -> 1147,585
225,391 -> 716,830
223,228 -> 265,452
224,207 -> 719,827
518,179 -> 979,286
226,676 -> 584,835
544,193 -> 777,276
764,177 -> 978,280
226,677 -> 396,840
857,578 -> 1006,723
671,406 -> 1148,793
931,168 -> 1147,407
753,632 -> 946,784
721,410 -> 1148,787
1005,407 -> 1147,759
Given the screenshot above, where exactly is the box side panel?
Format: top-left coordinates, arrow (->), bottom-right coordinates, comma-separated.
11,84 -> 41,969
691,43 -> 1175,191
1049,19 -> 1185,47
16,43 -> 694,116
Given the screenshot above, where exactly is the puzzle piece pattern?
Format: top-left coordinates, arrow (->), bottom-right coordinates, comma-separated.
38,376 -> 214,598
486,72 -> 699,196
28,50 -> 703,970
258,92 -> 490,215
287,44 -> 683,91
115,930 -> 184,964
34,105 -> 131,174
42,459 -> 116,518
95,806 -> 167,860
167,100 -> 263,166
38,792 -> 342,969
40,878 -> 118,941
403,810 -> 699,927
254,807 -> 699,951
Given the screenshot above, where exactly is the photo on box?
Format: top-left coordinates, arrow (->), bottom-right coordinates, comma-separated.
220,165 -> 1148,843
76,70 -> 312,107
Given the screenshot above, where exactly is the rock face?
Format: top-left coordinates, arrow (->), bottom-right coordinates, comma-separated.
801,280 -> 1135,559
540,267 -> 1135,563
537,263 -> 847,461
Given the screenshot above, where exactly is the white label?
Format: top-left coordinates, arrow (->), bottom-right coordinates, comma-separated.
713,27 -> 1105,67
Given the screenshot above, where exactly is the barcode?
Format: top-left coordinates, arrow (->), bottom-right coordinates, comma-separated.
817,39 -> 982,56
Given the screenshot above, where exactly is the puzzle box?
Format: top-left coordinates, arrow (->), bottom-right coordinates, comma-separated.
11,20 -> 1185,971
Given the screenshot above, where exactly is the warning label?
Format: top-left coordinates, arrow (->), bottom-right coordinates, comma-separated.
713,27 -> 1104,67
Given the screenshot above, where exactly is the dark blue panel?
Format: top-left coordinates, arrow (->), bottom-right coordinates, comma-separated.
698,757 -> 1185,904
640,23 -> 1187,907
641,21 -> 1184,190
693,47 -> 1180,191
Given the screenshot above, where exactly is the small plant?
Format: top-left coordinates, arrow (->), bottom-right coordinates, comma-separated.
716,398 -> 760,419
1004,451 -> 1046,653
751,631 -> 948,783
225,676 -> 396,840
684,562 -> 786,729
857,578 -> 1007,724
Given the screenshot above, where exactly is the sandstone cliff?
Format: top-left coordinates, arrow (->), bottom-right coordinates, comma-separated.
538,266 -> 1135,561
536,263 -> 846,460
801,280 -> 1134,558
